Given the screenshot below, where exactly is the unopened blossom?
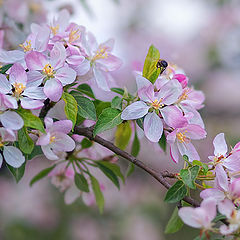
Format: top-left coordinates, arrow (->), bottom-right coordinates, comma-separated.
218,199 -> 240,235
179,197 -> 217,231
36,117 -> 75,161
0,128 -> 25,168
0,63 -> 45,109
0,93 -> 23,130
167,124 -> 207,163
25,42 -> 76,101
208,133 -> 240,189
81,32 -> 122,91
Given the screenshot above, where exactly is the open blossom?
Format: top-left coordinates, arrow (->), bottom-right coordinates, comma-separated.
25,42 -> 76,101
36,117 -> 75,161
81,32 -> 122,91
122,78 -> 187,142
0,93 -> 23,130
208,133 -> 240,189
0,63 -> 45,109
167,124 -> 206,162
218,199 -> 240,235
0,128 -> 25,168
179,197 -> 217,231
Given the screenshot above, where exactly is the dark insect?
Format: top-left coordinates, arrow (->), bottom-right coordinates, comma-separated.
156,59 -> 168,75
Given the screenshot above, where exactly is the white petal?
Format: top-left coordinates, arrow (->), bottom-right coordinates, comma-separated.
3,146 -> 25,168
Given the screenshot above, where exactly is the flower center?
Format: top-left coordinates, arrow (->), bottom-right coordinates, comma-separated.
178,88 -> 190,102
93,48 -> 108,61
13,83 -> 26,97
50,25 -> 59,36
50,136 -> 56,144
151,99 -> 164,110
176,131 -> 189,143
43,64 -> 54,77
19,40 -> 32,52
69,29 -> 80,44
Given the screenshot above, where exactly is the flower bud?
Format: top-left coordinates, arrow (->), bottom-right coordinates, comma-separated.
173,73 -> 188,88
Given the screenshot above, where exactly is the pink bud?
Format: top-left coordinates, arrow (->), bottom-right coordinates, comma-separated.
173,74 -> 188,88
229,178 -> 240,199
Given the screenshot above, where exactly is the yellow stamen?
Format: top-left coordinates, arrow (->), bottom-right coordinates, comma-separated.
19,40 -> 32,52
176,131 -> 189,143
43,64 -> 54,77
178,88 -> 190,102
50,136 -> 56,144
92,48 -> 108,61
69,29 -> 80,44
50,25 -> 59,36
151,99 -> 164,110
13,83 -> 26,97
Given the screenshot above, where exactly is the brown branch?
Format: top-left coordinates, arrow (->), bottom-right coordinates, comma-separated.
39,99 -> 55,119
74,126 -> 200,207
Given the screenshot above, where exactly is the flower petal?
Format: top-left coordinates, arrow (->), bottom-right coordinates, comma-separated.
215,164 -> 228,192
52,120 -> 72,134
170,142 -> 179,163
44,79 -> 63,102
3,146 -> 25,168
25,51 -> 47,70
55,66 -> 76,86
213,133 -> 228,156
177,141 -> 200,162
41,145 -> 59,160
92,67 -> 110,91
0,74 -> 11,94
9,63 -> 27,85
20,98 -> 44,110
178,207 -> 202,228
0,111 -> 23,130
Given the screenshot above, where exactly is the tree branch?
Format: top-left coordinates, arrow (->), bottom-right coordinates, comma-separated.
74,126 -> 200,207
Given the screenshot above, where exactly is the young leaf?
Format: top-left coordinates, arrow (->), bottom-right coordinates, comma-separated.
81,138 -> 93,149
95,101 -> 111,117
110,88 -> 124,95
111,96 -> 122,110
0,64 -> 13,74
16,108 -> 45,132
164,180 -> 187,203
131,132 -> 140,157
93,108 -> 123,136
18,127 -> 34,154
142,45 -> 160,83
97,161 -> 124,183
74,95 -> 97,121
74,173 -> 89,192
158,133 -> 167,152
77,83 -> 95,99
97,162 -> 120,189
62,92 -> 78,128
7,162 -> 26,183
164,207 -> 184,234
136,117 -> 144,130
90,175 -> 104,213
180,165 -> 200,189
28,146 -> 43,160
30,165 -> 56,186
115,121 -> 132,150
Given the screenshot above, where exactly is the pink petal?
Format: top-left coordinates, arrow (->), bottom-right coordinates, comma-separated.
223,152 -> 240,172
177,141 -> 200,162
215,164 -> 229,192
178,207 -> 202,228
143,112 -> 163,142
135,74 -> 151,91
36,132 -> 51,146
218,199 -> 235,218
25,51 -> 47,71
55,66 -> 76,86
183,124 -> 207,140
50,42 -> 66,69
41,145 -> 59,160
71,59 -> 90,76
121,101 -> 149,120
51,132 -> 75,152
9,63 -> 27,85
3,146 -> 25,168
200,188 -> 225,201
170,142 -> 179,163
23,87 -> 46,100
20,98 -> 44,110
26,71 -> 44,87
67,55 -> 85,65
44,79 -> 63,102
0,111 -> 23,130
213,133 -> 228,157
138,84 -> 155,102
92,67 -> 110,91
97,54 -> 122,71
200,197 -> 217,221
0,74 -> 11,94
52,120 -> 73,134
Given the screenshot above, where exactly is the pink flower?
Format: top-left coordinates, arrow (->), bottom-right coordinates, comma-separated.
172,73 -> 188,88
167,124 -> 207,163
0,128 -> 25,168
122,79 -> 187,142
81,32 -> 122,91
178,197 -> 217,230
36,117 -> 75,161
208,133 -> 240,189
25,42 -> 76,101
0,63 -> 45,109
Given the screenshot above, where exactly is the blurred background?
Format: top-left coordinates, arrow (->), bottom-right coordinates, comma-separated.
1,0 -> 240,239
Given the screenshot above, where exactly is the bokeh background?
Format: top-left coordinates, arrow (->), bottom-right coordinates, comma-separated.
1,0 -> 240,239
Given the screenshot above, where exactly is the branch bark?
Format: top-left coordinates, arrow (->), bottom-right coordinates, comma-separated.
74,126 -> 200,207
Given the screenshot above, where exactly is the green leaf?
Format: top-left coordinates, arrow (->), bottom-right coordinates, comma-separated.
131,131 -> 140,157
97,161 -> 124,183
0,64 -> 13,74
62,92 -> 78,128
16,108 -> 45,132
111,96 -> 122,110
90,175 -> 104,213
97,162 -> 120,189
180,165 -> 200,189
115,121 -> 132,150
7,162 -> 26,183
182,155 -> 192,166
213,214 -> 226,223
192,160 -> 209,175
158,133 -> 167,152
136,117 -> 144,130
81,138 -> 93,149
110,88 -> 125,95
77,83 -> 95,99
94,108 -> 123,136
30,165 -> 56,186
28,146 -> 43,160
95,101 -> 111,117
74,173 -> 89,192
164,181 -> 187,203
18,127 -> 34,154
164,207 -> 184,234
74,95 -> 96,121
142,45 -> 160,83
